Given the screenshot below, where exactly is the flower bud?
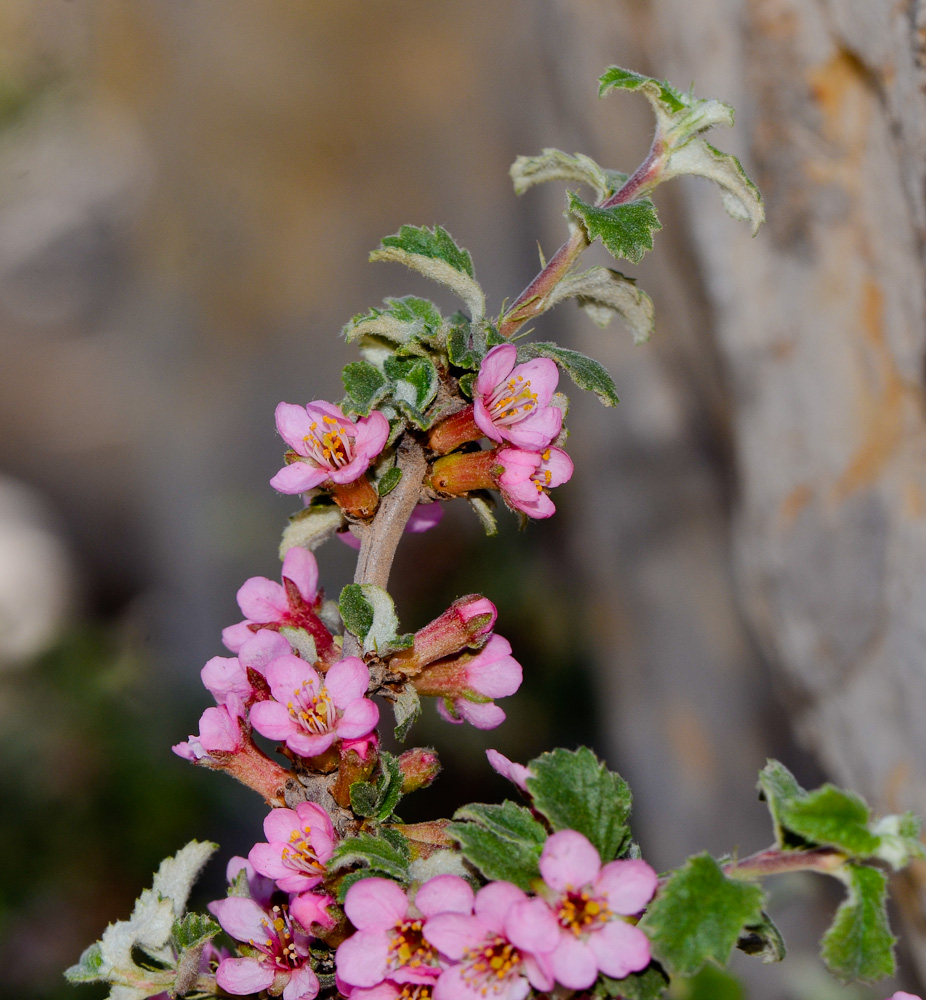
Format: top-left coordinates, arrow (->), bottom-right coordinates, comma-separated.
389,595 -> 497,676
397,747 -> 441,793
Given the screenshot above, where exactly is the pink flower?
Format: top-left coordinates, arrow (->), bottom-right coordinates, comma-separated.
172,695 -> 246,761
413,635 -> 523,730
248,654 -> 379,758
222,546 -> 335,662
538,830 -> 656,988
485,750 -> 532,793
474,345 -> 562,451
424,881 -> 559,1000
208,895 -> 318,1000
888,995 -> 923,999
201,629 -> 290,705
336,875 -> 474,990
496,447 -> 573,520
248,802 -> 338,893
271,400 -> 389,494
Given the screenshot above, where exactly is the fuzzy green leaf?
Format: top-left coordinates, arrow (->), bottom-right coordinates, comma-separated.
65,943 -> 105,983
871,812 -> 925,870
737,910 -> 786,963
330,832 -> 411,884
597,963 -> 669,1000
343,296 -> 441,345
393,686 -> 421,742
598,66 -> 687,114
821,864 -> 895,983
675,965 -> 746,1000
449,801 -> 546,890
779,785 -> 881,857
279,502 -> 344,558
339,583 -> 401,654
510,148 -> 612,200
568,193 -> 661,265
384,355 -> 439,425
171,912 -> 220,953
547,265 -> 655,344
339,584 -> 375,642
519,342 -> 618,407
342,361 -> 390,416
468,494 -> 498,536
373,750 -> 405,821
641,853 -> 765,976
447,319 -> 488,370
526,747 -> 632,860
377,466 -> 403,497
372,225 -> 484,322
757,759 -> 809,849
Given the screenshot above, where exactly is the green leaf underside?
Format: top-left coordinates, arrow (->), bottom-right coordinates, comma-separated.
468,494 -> 498,535
599,66 -> 687,113
520,342 -> 619,407
65,943 -> 105,983
449,800 -> 546,890
374,750 -> 404,821
568,193 -> 661,265
393,686 -> 421,741
343,296 -> 442,345
642,853 -> 765,976
384,355 -> 439,419
342,361 -> 390,415
526,747 -> 632,861
737,911 -> 786,963
821,864 -> 895,982
547,265 -> 655,344
596,963 -> 669,999
510,148 -> 612,200
757,759 -> 806,848
330,832 -> 411,884
279,504 -> 345,558
379,224 -> 474,278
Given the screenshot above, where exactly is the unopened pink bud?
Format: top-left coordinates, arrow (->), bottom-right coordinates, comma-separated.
397,747 -> 441,793
389,595 -> 497,676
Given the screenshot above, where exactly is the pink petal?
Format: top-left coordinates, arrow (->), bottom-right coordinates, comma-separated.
474,882 -> 527,934
348,984 -> 401,1000
249,699 -> 297,741
465,636 -> 522,699
406,502 -> 443,533
551,934 -> 598,990
325,657 -> 370,707
504,897 -> 560,954
209,897 -> 268,943
198,706 -> 242,752
344,877 -> 409,930
337,527 -> 363,549
337,697 -> 380,740
248,841 -> 291,881
501,405 -> 562,451
287,730 -> 337,757
216,957 -> 276,995
476,344 -> 517,395
222,620 -> 254,652
423,913 -> 485,961
352,410 -> 390,463
291,891 -> 336,931
271,461 -> 329,494
539,447 -> 573,488
281,547 -> 319,604
509,357 -> 559,405
305,399 -> 355,426
589,919 -> 651,979
415,875 -> 474,918
522,953 -> 555,993
335,930 -> 391,988
456,699 -> 506,729
596,859 -> 658,915
540,830 -> 601,892
201,656 -> 249,704
275,402 -> 316,452
263,806 -> 300,843
283,966 -> 320,1000
237,576 -> 288,623
436,698 -> 463,725
264,654 -> 320,704
295,801 -> 336,857
496,449 -> 541,485
500,480 -> 556,519
473,396 -> 505,443
485,750 -> 531,792
239,629 -> 291,672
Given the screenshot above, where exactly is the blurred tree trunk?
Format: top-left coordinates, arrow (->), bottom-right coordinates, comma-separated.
546,0 -> 926,981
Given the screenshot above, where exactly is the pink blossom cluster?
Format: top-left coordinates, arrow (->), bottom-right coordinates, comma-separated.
335,830 -> 656,1000
173,546 -> 379,771
208,803 -> 339,1000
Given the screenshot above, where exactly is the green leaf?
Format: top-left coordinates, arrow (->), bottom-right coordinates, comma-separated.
393,686 -> 421,742
170,912 -> 220,952
778,785 -> 881,857
547,265 -> 655,344
342,361 -> 390,416
343,295 -> 443,346
377,466 -> 403,497
737,910 -> 786,963
510,148 -> 612,200
468,494 -> 498,536
339,583 -> 402,653
447,318 -> 488,370
384,355 -> 439,427
349,780 -> 381,818
349,752 -> 404,821
371,225 -> 485,322
65,942 -> 105,983
519,342 -> 619,407
279,501 -> 345,558
568,193 -> 661,265
757,759 -> 806,848
641,853 -> 765,976
329,831 -> 411,884
279,626 -> 318,663
821,864 -> 895,983
526,747 -> 632,860
599,66 -> 688,115
665,139 -> 764,235
675,964 -> 746,1000
448,800 -> 546,890
458,371 -> 476,400
597,963 -> 669,1000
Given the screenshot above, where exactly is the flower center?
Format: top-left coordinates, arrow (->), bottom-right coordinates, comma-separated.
250,903 -> 303,970
461,935 -> 522,993
531,449 -> 553,493
557,889 -> 611,936
303,415 -> 355,470
486,375 -> 538,427
388,919 -> 438,973
287,680 -> 335,736
397,985 -> 434,1000
281,823 -> 325,876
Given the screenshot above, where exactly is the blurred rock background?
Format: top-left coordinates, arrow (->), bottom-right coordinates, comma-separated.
0,3 -> 923,999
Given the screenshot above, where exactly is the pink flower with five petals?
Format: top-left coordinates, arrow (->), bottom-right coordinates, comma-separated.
248,654 -> 378,758
248,802 -> 337,893
271,400 -> 389,494
538,829 -> 657,988
496,447 -> 573,520
474,345 -> 562,451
